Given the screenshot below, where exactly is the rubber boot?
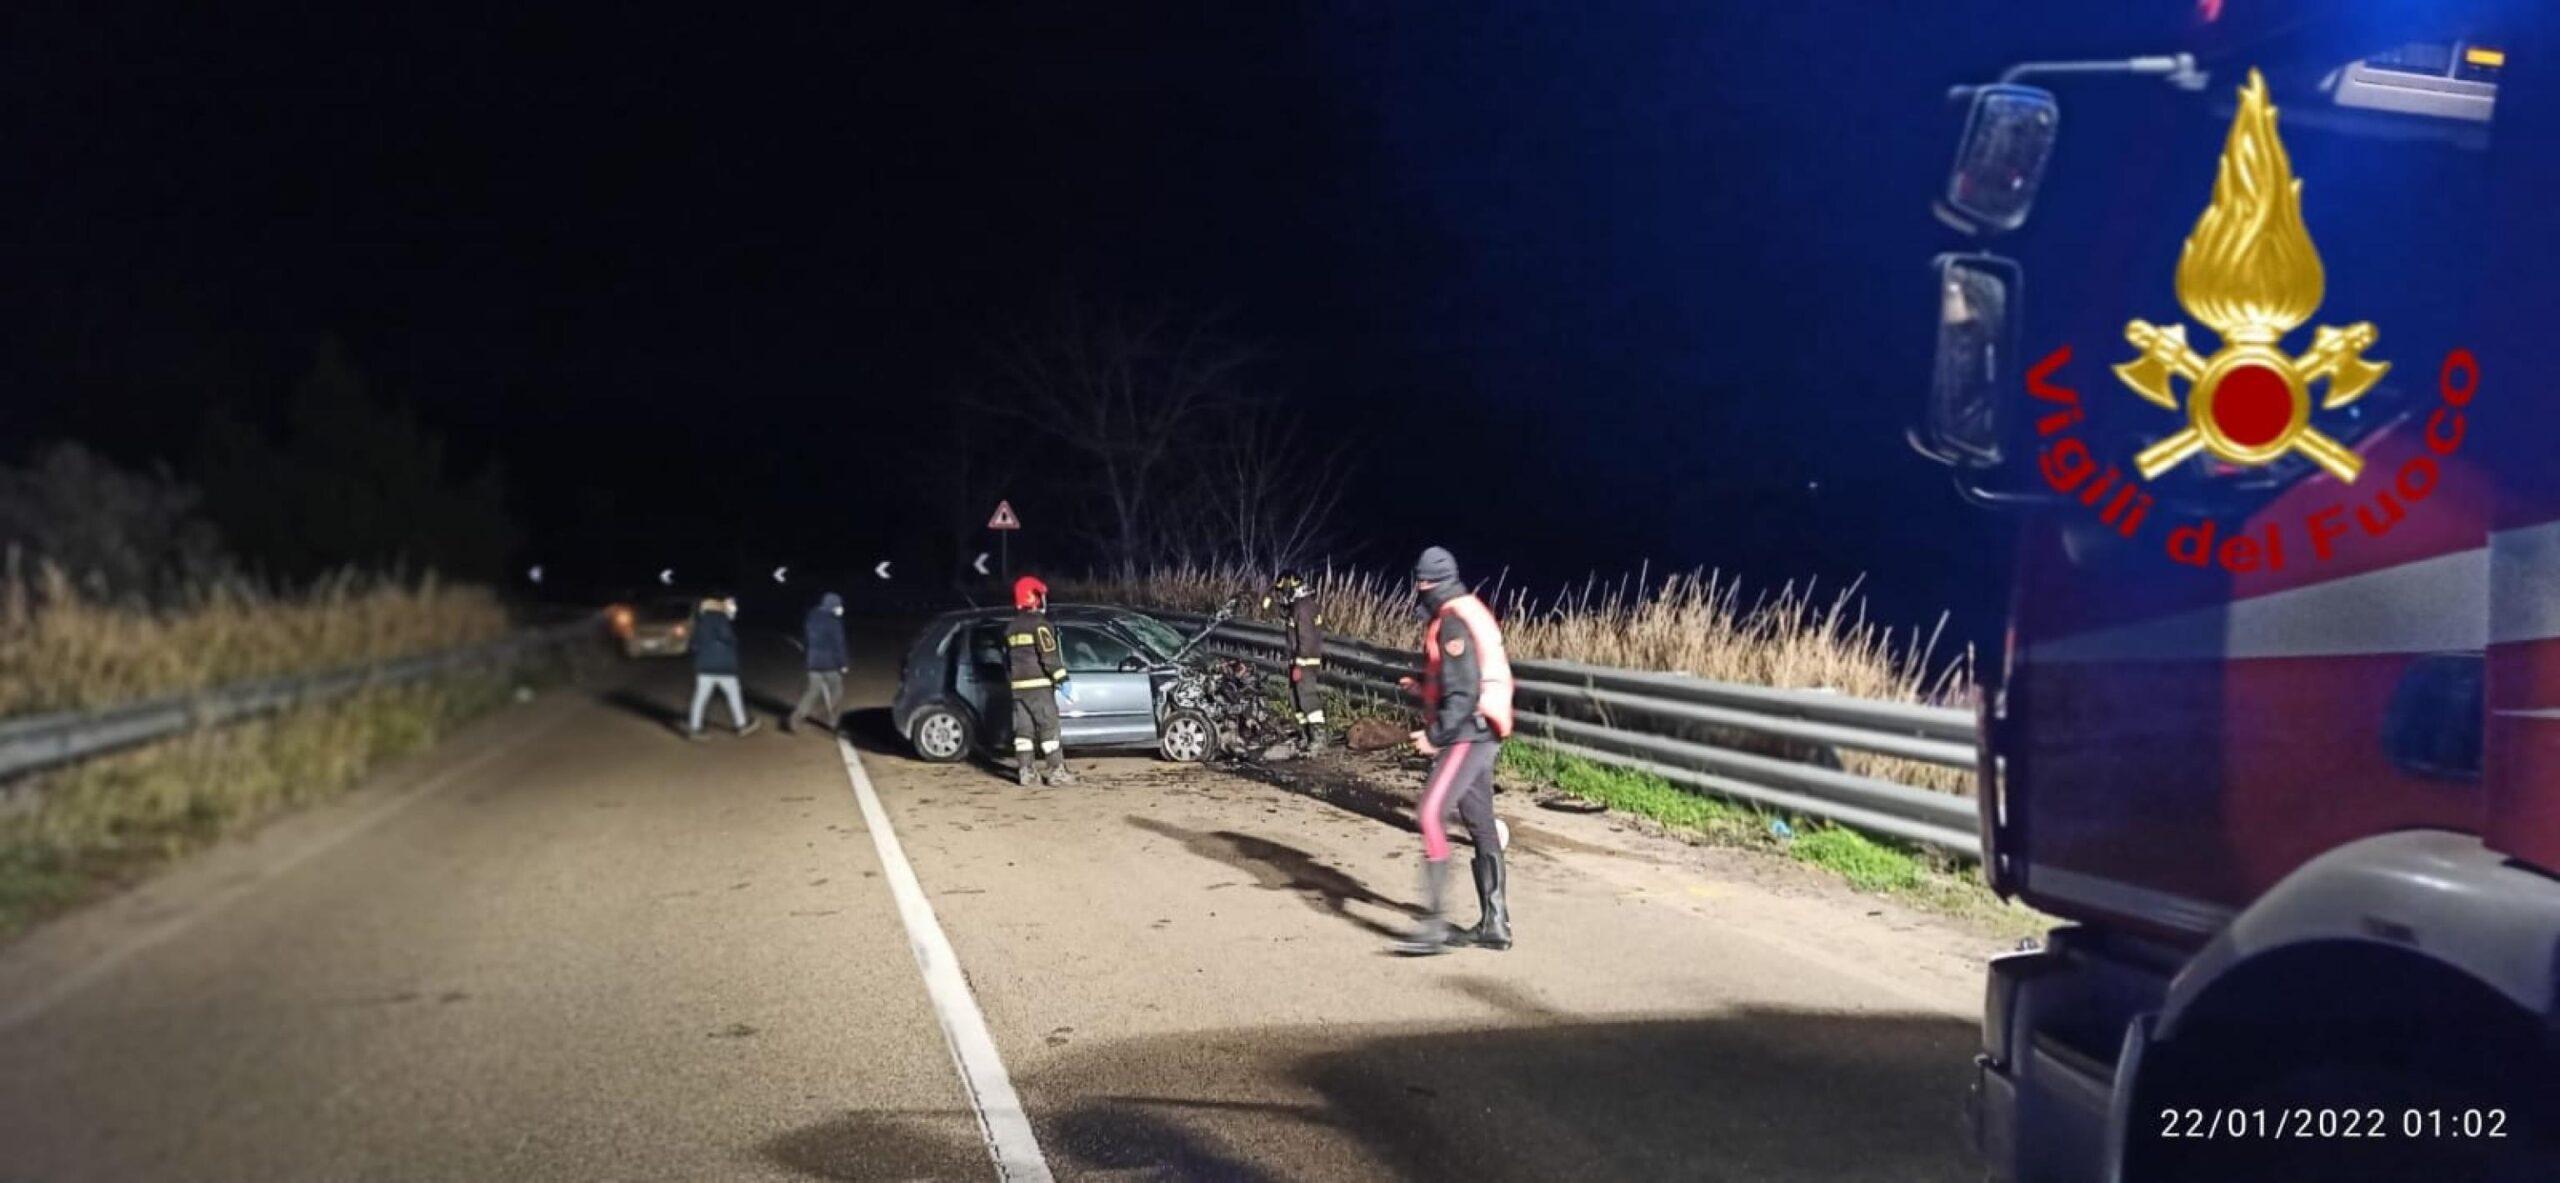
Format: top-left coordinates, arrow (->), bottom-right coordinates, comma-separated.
1044,758 -> 1076,787
1301,723 -> 1324,752
1467,848 -> 1512,951
1015,752 -> 1037,788
1444,853 -> 1488,947
1392,860 -> 1453,956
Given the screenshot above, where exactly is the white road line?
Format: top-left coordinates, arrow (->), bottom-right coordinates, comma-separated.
0,704 -> 574,1035
836,736 -> 1054,1183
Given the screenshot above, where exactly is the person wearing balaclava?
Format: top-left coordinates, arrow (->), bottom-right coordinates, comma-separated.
785,591 -> 849,734
1394,546 -> 1516,955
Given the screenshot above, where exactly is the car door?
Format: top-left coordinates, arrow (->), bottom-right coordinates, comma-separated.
960,622 -> 1012,745
1053,624 -> 1155,745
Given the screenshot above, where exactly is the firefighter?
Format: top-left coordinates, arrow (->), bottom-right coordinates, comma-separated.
1394,546 -> 1514,955
1004,575 -> 1075,787
1263,570 -> 1328,750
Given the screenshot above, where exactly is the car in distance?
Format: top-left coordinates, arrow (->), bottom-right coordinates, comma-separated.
890,604 -> 1221,764
608,595 -> 695,658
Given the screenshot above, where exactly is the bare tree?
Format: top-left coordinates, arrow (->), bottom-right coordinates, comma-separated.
0,442 -> 229,602
898,394 -> 1020,587
1187,399 -> 1349,574
976,298 -> 1260,579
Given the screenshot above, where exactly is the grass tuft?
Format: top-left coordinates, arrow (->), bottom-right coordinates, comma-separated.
1789,825 -> 1926,893
1500,740 -> 1759,842
1495,738 -> 2042,936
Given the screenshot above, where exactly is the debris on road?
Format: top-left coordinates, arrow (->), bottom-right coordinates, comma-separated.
1536,793 -> 1607,815
1345,720 -> 1405,752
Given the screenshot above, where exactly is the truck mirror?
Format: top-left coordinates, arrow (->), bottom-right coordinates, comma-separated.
1942,85 -> 2059,234
1918,252 -> 2022,468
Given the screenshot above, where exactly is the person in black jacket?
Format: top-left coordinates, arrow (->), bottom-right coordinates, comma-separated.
1394,547 -> 1515,955
1264,570 -> 1328,750
686,594 -> 761,739
785,592 -> 849,734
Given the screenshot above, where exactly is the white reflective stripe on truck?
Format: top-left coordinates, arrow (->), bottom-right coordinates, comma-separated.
2490,517 -> 2560,646
2026,546 -> 2488,664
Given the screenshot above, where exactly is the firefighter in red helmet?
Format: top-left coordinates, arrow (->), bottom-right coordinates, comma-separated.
1005,575 -> 1074,786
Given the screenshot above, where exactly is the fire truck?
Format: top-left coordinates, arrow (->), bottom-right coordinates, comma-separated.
1913,3 -> 2557,1179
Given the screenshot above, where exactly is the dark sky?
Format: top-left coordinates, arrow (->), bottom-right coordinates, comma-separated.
6,2 -> 2270,643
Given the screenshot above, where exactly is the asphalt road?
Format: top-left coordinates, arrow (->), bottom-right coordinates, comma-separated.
0,626 -> 1997,1181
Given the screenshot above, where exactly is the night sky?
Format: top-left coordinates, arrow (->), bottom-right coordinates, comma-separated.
8,3 -> 2274,644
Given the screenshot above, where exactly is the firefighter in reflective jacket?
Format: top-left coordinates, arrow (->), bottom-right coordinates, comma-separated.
1005,575 -> 1075,787
1264,570 -> 1327,750
1394,546 -> 1513,955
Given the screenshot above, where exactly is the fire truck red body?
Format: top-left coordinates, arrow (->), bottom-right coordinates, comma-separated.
1920,4 -> 2559,1178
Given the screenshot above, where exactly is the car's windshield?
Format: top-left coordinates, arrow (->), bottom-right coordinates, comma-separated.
1112,612 -> 1187,661
646,599 -> 694,622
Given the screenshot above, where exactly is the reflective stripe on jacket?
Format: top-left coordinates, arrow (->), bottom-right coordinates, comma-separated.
1422,591 -> 1513,741
1004,609 -> 1068,692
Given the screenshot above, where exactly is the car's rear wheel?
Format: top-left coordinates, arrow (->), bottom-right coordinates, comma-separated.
910,703 -> 974,763
1159,710 -> 1218,763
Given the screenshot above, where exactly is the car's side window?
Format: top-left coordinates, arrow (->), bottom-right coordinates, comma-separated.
1058,626 -> 1138,673
969,624 -> 1005,667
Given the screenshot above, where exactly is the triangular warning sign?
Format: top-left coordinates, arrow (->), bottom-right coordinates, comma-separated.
987,500 -> 1022,530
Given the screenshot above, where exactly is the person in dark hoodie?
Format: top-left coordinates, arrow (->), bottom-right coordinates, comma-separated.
1393,546 -> 1514,955
786,592 -> 849,734
685,593 -> 760,740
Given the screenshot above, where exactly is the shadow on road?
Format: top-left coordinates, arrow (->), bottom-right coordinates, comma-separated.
834,707 -> 907,756
1129,816 -> 1421,938
1217,758 -> 1429,840
599,687 -> 683,729
1297,1008 -> 1978,1181
599,680 -> 813,734
842,705 -> 1026,785
1047,1104 -> 1296,1182
743,684 -> 800,721
1439,974 -> 1566,1021
1012,1008 -> 1978,1182
756,1108 -> 989,1181
760,1101 -> 1297,1183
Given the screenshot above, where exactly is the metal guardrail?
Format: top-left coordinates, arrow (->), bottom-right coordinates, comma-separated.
1156,609 -> 1984,859
0,619 -> 599,784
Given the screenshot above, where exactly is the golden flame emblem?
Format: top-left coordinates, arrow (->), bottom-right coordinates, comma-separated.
2115,70 -> 2387,482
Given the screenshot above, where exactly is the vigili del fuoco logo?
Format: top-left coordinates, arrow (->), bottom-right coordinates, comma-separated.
2025,70 -> 2479,573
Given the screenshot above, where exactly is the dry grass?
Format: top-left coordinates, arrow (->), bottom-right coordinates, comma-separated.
1075,562 -> 1968,701
0,671 -> 528,937
0,564 -> 544,938
1075,561 -> 1977,794
0,565 -> 512,717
